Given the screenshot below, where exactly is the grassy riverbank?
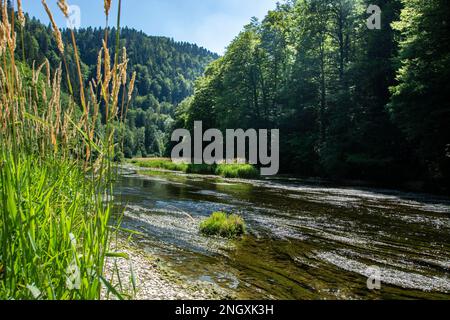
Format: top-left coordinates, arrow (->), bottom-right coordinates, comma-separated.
0,1 -> 133,300
130,158 -> 260,179
0,153 -> 113,299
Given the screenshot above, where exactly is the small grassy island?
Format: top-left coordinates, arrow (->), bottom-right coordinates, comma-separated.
200,212 -> 246,238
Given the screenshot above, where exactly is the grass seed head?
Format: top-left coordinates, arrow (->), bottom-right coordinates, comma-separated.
128,71 -> 136,102
57,0 -> 69,18
42,0 -> 65,54
104,0 -> 112,17
17,0 -> 26,28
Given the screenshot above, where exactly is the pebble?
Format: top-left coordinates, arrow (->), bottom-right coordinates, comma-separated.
102,239 -> 233,300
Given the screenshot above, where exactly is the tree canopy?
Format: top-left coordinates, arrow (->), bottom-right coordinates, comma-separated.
175,0 -> 449,191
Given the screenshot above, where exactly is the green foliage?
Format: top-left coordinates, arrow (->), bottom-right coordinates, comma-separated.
215,164 -> 259,179
389,0 -> 450,184
20,18 -> 218,159
18,1 -> 450,190
132,158 -> 189,172
200,212 -> 246,238
175,0 -> 449,190
186,164 -> 217,175
0,6 -> 129,300
132,159 -> 259,179
0,154 -> 111,299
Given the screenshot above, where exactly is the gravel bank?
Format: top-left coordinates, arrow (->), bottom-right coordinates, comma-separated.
103,238 -> 234,300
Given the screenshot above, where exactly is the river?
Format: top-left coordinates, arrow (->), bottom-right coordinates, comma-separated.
115,167 -> 450,300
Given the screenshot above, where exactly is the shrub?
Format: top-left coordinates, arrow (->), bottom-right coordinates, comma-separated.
200,212 -> 246,238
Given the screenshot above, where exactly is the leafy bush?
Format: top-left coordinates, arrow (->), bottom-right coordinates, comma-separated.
200,212 -> 246,238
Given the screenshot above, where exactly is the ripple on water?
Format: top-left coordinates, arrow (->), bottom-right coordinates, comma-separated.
190,190 -> 232,199
116,170 -> 450,299
316,251 -> 450,293
122,204 -> 233,256
250,180 -> 450,214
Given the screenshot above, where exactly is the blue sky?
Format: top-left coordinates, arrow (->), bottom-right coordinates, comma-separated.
22,0 -> 278,54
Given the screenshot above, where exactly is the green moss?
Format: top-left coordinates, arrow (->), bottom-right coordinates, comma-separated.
200,212 -> 246,238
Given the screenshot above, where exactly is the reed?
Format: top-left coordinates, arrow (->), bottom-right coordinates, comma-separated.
0,0 -> 135,300
16,0 -> 25,62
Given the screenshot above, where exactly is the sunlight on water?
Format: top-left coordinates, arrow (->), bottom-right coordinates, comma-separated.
115,168 -> 450,299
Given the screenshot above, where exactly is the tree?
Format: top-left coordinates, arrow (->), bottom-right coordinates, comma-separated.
389,0 -> 450,184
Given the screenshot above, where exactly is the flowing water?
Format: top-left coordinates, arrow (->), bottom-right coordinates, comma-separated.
115,167 -> 450,300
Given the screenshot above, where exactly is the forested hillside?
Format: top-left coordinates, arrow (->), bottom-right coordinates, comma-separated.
16,0 -> 450,190
20,15 -> 218,157
176,0 -> 450,191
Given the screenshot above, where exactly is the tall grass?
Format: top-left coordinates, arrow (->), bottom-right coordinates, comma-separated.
131,158 -> 190,172
0,0 -> 134,300
0,154 -> 112,299
215,164 -> 259,179
132,158 -> 260,179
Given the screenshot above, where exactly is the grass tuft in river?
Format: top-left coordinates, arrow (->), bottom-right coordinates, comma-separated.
200,212 -> 246,238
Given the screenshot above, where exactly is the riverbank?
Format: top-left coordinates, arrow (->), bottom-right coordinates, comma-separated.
103,237 -> 235,300
129,158 -> 259,179
127,158 -> 449,197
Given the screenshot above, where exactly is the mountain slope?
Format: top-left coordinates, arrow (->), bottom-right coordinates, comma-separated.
20,15 -> 218,157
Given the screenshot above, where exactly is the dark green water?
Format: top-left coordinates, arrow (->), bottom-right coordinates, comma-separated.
115,167 -> 450,300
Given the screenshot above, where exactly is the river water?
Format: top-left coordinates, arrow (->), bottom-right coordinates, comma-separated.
115,167 -> 450,300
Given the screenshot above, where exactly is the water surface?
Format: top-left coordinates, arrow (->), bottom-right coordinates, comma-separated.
115,167 -> 450,300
